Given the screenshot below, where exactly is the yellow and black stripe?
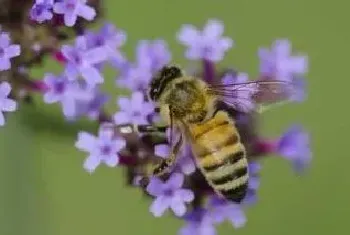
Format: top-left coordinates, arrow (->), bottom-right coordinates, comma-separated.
189,111 -> 248,203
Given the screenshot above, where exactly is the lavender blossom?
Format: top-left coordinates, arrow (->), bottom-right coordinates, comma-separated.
113,91 -> 154,125
43,73 -> 93,119
176,145 -> 197,175
0,82 -> 17,126
146,173 -> 194,217
179,208 -> 217,235
0,32 -> 21,71
75,126 -> 126,173
154,144 -> 170,158
116,40 -> 171,91
79,91 -> 109,121
30,0 -> 54,23
277,124 -> 311,173
177,19 -> 233,62
136,40 -> 171,71
208,196 -> 246,228
289,76 -> 306,102
53,0 -> 96,27
85,23 -> 127,69
258,39 -> 308,81
62,36 -> 109,87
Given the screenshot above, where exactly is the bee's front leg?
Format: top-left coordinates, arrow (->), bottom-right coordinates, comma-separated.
118,124 -> 168,135
139,134 -> 183,186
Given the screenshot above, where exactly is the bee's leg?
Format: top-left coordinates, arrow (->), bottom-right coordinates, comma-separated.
118,124 -> 168,135
151,134 -> 183,176
137,134 -> 183,188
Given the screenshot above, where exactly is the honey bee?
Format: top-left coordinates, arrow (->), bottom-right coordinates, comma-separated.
121,65 -> 294,203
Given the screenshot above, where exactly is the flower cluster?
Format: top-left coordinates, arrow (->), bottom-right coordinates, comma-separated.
0,1 -> 312,234
31,0 -> 96,26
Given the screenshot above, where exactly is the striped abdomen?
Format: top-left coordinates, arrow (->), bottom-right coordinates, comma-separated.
188,110 -> 248,203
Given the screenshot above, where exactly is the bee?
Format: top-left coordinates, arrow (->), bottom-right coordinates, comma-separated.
121,65 -> 295,203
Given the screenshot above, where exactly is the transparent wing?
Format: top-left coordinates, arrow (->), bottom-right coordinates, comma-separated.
207,80 -> 296,113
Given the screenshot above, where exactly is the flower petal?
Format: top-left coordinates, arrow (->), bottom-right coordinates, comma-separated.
77,4 -> 96,21
103,154 -> 119,167
84,47 -> 109,65
131,91 -> 144,107
1,98 -> 17,112
0,112 -> 5,126
166,173 -> 184,189
170,199 -> 186,217
146,177 -> 164,196
64,13 -> 78,27
0,33 -> 10,47
155,144 -> 170,158
0,59 -> 11,71
113,111 -> 130,125
75,132 -> 96,152
117,97 -> 130,111
203,19 -> 224,39
43,93 -> 60,103
5,45 -> 20,58
114,139 -> 126,151
176,189 -> 194,202
0,82 -> 11,97
150,196 -> 170,217
83,155 -> 101,173
177,25 -> 199,45
80,67 -> 104,86
53,2 -> 65,14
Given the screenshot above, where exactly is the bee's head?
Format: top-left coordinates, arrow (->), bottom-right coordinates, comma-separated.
148,65 -> 183,101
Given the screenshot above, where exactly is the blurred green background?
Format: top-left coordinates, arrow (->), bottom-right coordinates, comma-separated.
0,0 -> 349,234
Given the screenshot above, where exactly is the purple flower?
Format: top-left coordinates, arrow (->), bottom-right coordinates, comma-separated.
146,173 -> 194,217
116,40 -> 171,91
75,125 -> 126,173
176,145 -> 196,175
81,91 -> 109,120
179,208 -> 217,235
177,19 -> 233,62
277,125 -> 312,173
62,36 -> 109,87
289,76 -> 306,102
154,144 -> 170,158
208,196 -> 246,228
116,63 -> 153,91
0,32 -> 20,71
258,39 -> 308,81
30,0 -> 54,23
53,0 -> 96,27
247,162 -> 261,191
85,23 -> 127,69
0,82 -> 17,126
136,40 -> 171,71
113,91 -> 154,125
43,73 -> 93,118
